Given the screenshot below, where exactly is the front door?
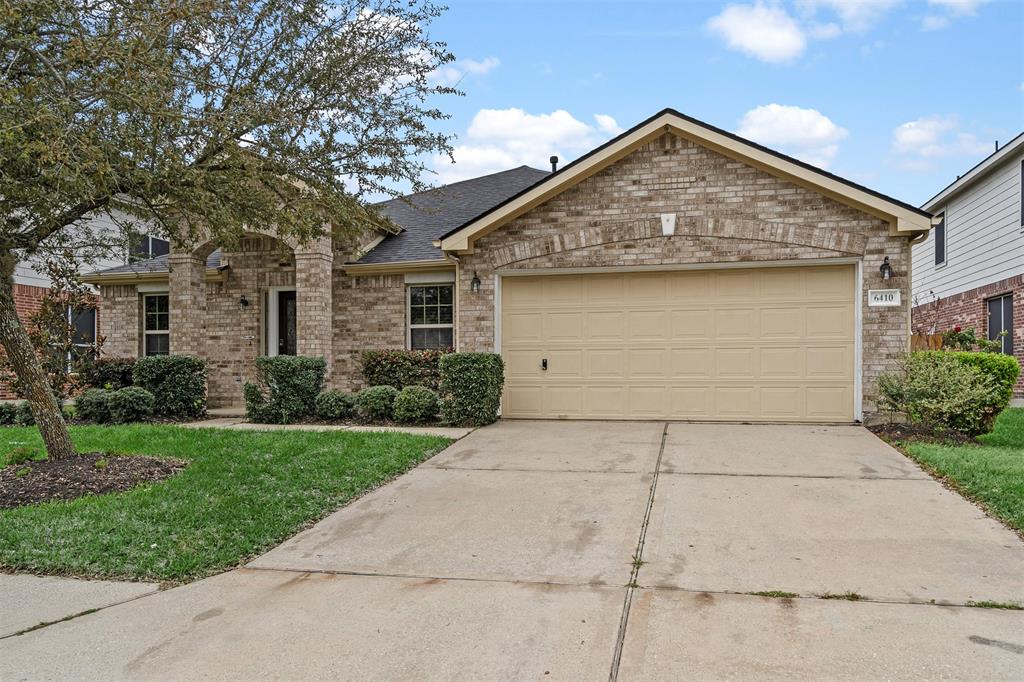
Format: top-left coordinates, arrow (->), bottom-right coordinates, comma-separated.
277,290 -> 297,355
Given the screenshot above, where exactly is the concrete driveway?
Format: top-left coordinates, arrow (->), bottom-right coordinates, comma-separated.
3,421 -> 1023,680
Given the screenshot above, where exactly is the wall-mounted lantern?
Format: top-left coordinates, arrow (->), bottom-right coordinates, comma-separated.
879,257 -> 894,280
470,271 -> 481,293
238,294 -> 250,312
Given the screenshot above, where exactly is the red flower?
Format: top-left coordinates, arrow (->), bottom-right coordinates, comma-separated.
953,325 -> 962,333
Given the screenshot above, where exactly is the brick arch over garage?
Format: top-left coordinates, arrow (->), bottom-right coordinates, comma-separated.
486,218 -> 868,269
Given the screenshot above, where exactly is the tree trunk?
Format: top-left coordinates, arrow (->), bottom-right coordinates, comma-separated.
0,251 -> 76,460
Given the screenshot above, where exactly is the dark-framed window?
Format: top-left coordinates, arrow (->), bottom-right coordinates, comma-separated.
143,294 -> 170,355
130,235 -> 170,261
934,212 -> 946,266
987,293 -> 1014,356
408,284 -> 454,350
69,306 -> 97,364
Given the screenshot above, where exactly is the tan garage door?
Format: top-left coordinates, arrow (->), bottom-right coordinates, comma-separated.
500,265 -> 856,422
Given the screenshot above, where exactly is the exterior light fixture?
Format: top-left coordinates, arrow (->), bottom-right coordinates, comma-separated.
238,294 -> 250,311
879,257 -> 893,280
470,271 -> 481,293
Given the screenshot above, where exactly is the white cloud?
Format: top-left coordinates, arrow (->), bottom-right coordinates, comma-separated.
921,0 -> 989,29
429,56 -> 500,86
706,2 -> 807,63
798,0 -> 903,32
736,103 -> 848,168
891,115 -> 992,170
430,109 -> 622,184
921,15 -> 950,30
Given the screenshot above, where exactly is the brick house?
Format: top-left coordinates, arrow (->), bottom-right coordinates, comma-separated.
910,132 -> 1023,397
84,109 -> 933,421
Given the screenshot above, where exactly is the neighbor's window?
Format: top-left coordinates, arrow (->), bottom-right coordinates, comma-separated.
143,294 -> 170,356
934,212 -> 946,266
987,293 -> 1014,356
130,235 -> 170,261
408,284 -> 453,350
68,306 -> 97,364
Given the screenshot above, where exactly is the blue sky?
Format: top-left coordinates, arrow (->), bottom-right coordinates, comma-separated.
416,0 -> 1023,206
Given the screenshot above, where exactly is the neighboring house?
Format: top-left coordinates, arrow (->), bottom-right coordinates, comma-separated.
83,108 -> 932,422
910,132 -> 1023,397
0,210 -> 169,399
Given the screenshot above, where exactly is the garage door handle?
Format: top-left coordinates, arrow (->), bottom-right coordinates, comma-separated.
541,358 -> 548,371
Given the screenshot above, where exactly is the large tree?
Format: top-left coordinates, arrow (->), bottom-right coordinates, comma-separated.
0,0 -> 457,459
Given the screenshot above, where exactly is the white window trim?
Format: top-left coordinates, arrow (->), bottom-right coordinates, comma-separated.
406,283 -> 455,350
266,286 -> 296,357
142,293 -> 170,356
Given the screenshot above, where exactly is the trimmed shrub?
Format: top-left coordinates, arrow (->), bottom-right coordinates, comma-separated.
133,355 -> 207,419
108,387 -> 155,424
14,401 -> 35,426
75,388 -> 112,424
394,386 -> 439,424
439,353 -> 504,426
315,389 -> 356,422
946,351 -> 1020,406
356,385 -> 399,422
78,357 -> 137,390
244,355 -> 326,424
0,402 -> 15,426
877,351 -> 1005,436
361,349 -> 449,390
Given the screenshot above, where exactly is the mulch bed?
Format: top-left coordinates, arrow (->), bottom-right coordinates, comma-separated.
0,453 -> 186,509
868,422 -> 975,446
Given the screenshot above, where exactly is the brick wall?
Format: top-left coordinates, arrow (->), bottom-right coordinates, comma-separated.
0,283 -> 49,399
912,274 -> 1024,397
331,272 -> 406,392
457,132 -> 913,417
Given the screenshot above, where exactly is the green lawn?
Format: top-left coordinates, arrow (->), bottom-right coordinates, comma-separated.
902,408 -> 1024,534
0,425 -> 450,582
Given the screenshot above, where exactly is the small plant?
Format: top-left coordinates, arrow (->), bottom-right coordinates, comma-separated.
819,591 -> 863,601
393,386 -> 439,424
942,326 -> 1003,353
94,458 -> 109,469
0,402 -> 16,425
133,355 -> 207,419
108,387 -> 155,424
15,467 -> 30,478
5,446 -> 40,467
356,385 -> 399,422
439,353 -> 505,426
75,388 -> 113,424
244,355 -> 326,424
14,401 -> 35,426
314,389 -> 356,422
750,590 -> 799,599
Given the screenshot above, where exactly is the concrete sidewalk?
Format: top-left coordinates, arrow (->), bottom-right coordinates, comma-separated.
2,421 -> 1022,680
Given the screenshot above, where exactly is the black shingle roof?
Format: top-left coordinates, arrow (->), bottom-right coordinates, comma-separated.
90,251 -> 221,277
357,166 -> 549,264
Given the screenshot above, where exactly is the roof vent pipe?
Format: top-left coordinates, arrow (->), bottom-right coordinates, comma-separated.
995,140 -> 999,152
550,155 -> 558,173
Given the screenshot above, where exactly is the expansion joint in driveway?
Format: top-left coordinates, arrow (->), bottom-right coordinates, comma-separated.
608,422 -> 668,682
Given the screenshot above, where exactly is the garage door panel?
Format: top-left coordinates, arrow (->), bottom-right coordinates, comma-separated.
501,265 -> 855,422
670,309 -> 713,338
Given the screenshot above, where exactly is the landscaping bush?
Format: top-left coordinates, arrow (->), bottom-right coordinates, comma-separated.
244,355 -> 326,424
355,385 -> 399,422
0,402 -> 15,426
75,388 -> 113,424
393,386 -> 439,424
942,326 -> 1003,353
877,351 -> 1005,436
315,389 -> 356,422
439,353 -> 504,426
361,349 -> 449,390
78,357 -> 137,390
14,401 -> 34,426
946,351 -> 1020,406
133,355 -> 207,419
108,387 -> 155,424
